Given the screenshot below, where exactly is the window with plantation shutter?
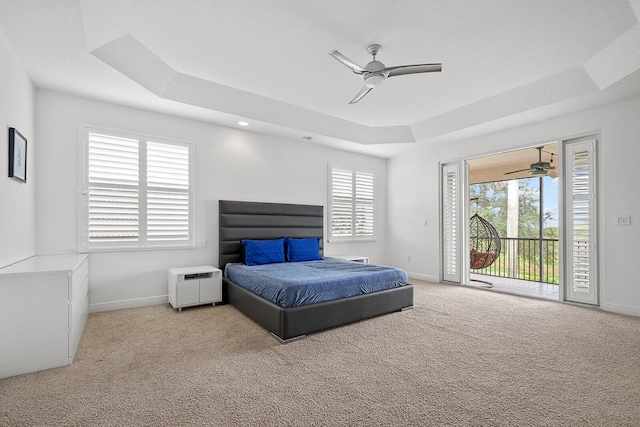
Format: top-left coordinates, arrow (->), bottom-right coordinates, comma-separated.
328,165 -> 375,241
442,163 -> 461,283
564,138 -> 597,305
82,127 -> 193,250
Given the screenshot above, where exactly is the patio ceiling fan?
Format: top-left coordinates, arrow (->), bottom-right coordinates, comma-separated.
329,44 -> 442,103
504,147 -> 557,178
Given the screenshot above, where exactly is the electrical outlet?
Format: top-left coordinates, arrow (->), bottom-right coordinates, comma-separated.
407,256 -> 412,262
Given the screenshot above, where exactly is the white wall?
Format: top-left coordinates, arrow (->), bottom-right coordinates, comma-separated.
387,96 -> 640,316
35,90 -> 388,312
0,29 -> 35,267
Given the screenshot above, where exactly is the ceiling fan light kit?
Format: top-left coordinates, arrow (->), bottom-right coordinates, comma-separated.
364,73 -> 385,88
329,44 -> 442,103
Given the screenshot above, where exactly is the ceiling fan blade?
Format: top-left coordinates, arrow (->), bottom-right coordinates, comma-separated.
504,168 -> 531,175
385,63 -> 442,77
329,50 -> 366,74
349,86 -> 373,104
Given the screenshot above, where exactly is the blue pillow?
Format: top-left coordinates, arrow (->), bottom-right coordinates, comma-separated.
241,238 -> 285,266
285,237 -> 322,262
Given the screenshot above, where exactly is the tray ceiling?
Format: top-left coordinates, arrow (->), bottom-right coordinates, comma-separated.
1,0 -> 639,157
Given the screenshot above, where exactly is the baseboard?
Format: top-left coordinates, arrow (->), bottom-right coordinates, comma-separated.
90,295 -> 168,313
600,302 -> 640,318
407,272 -> 440,283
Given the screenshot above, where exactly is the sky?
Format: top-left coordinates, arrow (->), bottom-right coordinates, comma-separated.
522,176 -> 559,228
544,176 -> 559,228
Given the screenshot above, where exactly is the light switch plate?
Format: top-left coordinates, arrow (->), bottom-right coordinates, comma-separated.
616,216 -> 630,226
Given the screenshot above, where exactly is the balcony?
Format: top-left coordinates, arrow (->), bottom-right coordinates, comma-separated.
471,236 -> 559,300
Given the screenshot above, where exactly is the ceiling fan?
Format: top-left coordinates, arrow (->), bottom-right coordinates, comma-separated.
329,44 -> 442,104
504,147 -> 557,178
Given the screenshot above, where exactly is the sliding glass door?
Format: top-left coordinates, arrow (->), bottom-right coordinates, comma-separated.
441,137 -> 598,305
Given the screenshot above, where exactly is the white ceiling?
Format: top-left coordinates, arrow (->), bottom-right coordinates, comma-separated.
1,0 -> 640,158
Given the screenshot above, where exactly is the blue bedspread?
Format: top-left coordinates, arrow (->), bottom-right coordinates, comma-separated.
225,258 -> 408,308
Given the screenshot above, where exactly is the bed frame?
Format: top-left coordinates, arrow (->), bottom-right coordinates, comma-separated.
218,200 -> 414,343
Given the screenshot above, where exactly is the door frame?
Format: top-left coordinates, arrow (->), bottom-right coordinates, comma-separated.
440,134 -> 600,306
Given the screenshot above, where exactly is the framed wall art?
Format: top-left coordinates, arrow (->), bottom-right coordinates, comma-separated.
8,127 -> 27,183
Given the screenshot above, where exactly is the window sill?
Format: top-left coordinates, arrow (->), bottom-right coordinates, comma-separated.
327,238 -> 376,244
79,244 -> 198,254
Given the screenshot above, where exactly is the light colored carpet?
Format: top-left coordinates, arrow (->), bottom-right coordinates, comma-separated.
1,281 -> 640,426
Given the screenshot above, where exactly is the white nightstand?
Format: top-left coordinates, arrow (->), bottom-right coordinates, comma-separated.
333,255 -> 370,264
168,266 -> 222,311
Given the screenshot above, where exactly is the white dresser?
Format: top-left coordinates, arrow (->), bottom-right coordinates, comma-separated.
0,254 -> 89,379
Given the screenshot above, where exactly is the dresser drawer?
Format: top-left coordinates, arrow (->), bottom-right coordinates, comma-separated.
69,257 -> 89,300
69,291 -> 89,359
69,273 -> 89,330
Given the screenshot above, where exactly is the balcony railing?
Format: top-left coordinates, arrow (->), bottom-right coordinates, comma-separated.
471,237 -> 559,284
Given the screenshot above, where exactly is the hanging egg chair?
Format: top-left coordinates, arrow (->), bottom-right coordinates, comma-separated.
470,212 -> 501,269
469,210 -> 501,288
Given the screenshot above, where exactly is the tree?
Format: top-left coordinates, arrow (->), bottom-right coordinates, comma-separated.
470,178 -> 553,238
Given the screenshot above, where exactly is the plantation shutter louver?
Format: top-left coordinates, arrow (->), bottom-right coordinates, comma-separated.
87,132 -> 140,243
442,163 -> 461,282
83,127 -> 193,250
565,139 -> 597,305
329,166 -> 374,241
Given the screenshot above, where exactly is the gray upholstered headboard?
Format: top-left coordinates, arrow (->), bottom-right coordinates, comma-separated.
218,200 -> 324,269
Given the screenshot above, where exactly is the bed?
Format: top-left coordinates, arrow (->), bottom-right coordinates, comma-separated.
219,200 -> 414,343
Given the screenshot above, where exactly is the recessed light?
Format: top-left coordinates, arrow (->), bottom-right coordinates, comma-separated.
238,121 -> 249,126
